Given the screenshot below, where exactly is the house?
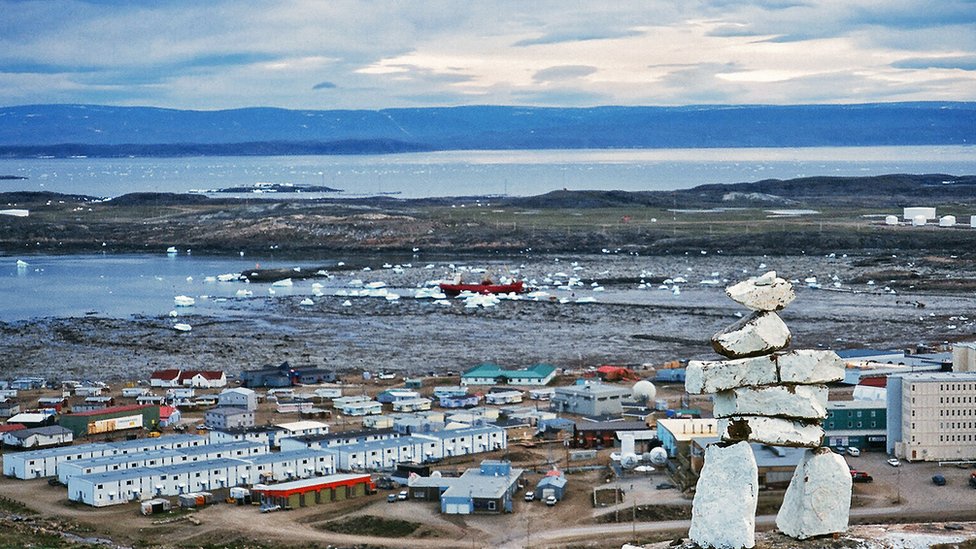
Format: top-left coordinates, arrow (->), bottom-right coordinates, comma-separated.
408,460 -> 523,514
6,411 -> 57,428
207,425 -> 279,447
571,420 -> 653,449
461,363 -> 557,386
690,437 -> 805,491
535,470 -> 567,501
217,388 -> 258,411
149,369 -> 183,387
0,400 -> 21,418
392,398 -> 433,413
240,362 -> 336,388
280,429 -> 400,452
551,383 -> 631,417
180,371 -> 227,388
204,407 -> 255,430
137,395 -> 166,405
74,385 -> 104,397
159,406 -> 182,427
336,400 -> 382,416
122,387 -> 151,398
362,415 -> 395,429
11,378 -> 45,390
433,386 -> 469,399
439,394 -> 481,409
37,397 -> 68,412
276,420 -> 329,442
377,389 -> 420,403
485,390 -> 523,405
2,425 -> 73,449
656,418 -> 719,460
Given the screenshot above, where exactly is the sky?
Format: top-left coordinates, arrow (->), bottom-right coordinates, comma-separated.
1,0 -> 975,110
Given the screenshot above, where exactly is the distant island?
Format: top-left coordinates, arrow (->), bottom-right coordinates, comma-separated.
191,182 -> 342,194
0,175 -> 27,180
0,102 -> 973,158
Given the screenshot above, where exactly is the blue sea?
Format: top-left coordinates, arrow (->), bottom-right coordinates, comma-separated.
1,146 -> 974,199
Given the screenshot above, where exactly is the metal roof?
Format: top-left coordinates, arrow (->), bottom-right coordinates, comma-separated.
177,441 -> 265,457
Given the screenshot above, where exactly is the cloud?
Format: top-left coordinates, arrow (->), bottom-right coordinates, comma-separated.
513,29 -> 643,47
312,81 -> 337,90
533,65 -> 598,83
892,56 -> 976,71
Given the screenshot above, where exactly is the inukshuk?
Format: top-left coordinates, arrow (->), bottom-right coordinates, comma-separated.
685,271 -> 851,548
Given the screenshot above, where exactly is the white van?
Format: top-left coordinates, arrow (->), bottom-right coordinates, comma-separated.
846,447 -> 861,457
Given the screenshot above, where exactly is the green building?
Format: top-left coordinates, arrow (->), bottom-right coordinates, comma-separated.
59,404 -> 160,438
461,363 -> 557,386
823,400 -> 887,452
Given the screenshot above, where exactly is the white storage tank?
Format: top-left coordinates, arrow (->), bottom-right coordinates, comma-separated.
971,215 -> 976,229
912,215 -> 927,227
903,207 -> 936,221
884,215 -> 899,226
939,215 -> 956,227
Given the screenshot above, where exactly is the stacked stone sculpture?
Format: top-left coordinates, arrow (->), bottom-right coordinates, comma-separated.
686,271 -> 851,548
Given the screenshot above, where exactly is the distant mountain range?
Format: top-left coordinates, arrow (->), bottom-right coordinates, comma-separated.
0,102 -> 973,157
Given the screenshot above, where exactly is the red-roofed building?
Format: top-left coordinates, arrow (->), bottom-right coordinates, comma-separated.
159,405 -> 182,427
150,369 -> 183,387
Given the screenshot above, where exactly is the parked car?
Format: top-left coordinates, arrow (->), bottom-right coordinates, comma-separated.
851,471 -> 873,483
846,447 -> 861,457
656,482 -> 676,490
524,491 -> 535,502
387,494 -> 397,503
545,495 -> 557,506
933,474 -> 947,486
887,458 -> 901,467
833,446 -> 847,455
397,490 -> 409,501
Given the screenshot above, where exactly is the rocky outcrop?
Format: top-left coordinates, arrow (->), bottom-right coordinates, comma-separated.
776,448 -> 853,539
689,441 -> 759,549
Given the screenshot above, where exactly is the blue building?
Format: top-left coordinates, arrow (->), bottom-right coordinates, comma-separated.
408,460 -> 524,514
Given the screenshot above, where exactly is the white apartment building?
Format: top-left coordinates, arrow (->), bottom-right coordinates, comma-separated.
887,372 -> 976,461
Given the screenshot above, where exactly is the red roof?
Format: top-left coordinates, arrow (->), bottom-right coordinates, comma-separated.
150,369 -> 182,380
159,406 -> 178,419
0,424 -> 26,433
68,404 -> 153,417
858,376 -> 889,388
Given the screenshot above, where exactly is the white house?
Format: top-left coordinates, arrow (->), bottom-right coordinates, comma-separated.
2,426 -> 73,449
57,449 -> 186,485
485,391 -> 523,405
122,387 -> 151,398
392,398 -> 433,413
276,420 -> 329,442
218,387 -> 258,411
337,400 -> 382,416
204,407 -> 255,430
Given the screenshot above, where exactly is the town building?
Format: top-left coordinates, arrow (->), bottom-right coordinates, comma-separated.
887,372 -> 976,461
461,363 -> 557,386
240,362 -> 335,388
0,400 -> 20,417
280,428 -> 399,452
408,460 -> 523,514
376,389 -> 420,403
2,425 -> 73,449
392,397 -> 432,413
570,420 -> 653,449
203,407 -> 253,430
252,473 -> 372,509
336,399 -> 382,416
207,425 -> 279,447
656,418 -> 719,459
433,386 -> 469,399
57,449 -> 186,485
276,420 -> 329,442
534,470 -> 567,501
551,383 -> 631,417
59,405 -> 160,438
690,437 -> 805,491
217,387 -> 258,411
439,394 -> 481,408
823,400 -> 887,451
485,390 -> 523,405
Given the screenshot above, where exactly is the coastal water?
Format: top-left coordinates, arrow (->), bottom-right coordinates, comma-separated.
0,253 -> 326,321
1,146 -> 975,199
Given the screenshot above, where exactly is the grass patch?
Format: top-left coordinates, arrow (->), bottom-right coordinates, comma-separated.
0,496 -> 37,516
318,515 -> 421,537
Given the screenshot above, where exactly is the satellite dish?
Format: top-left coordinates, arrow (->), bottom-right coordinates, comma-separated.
431,471 -> 442,478
621,453 -> 640,469
649,447 -> 667,466
632,380 -> 657,402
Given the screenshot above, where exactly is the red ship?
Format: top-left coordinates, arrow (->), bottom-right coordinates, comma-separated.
438,279 -> 525,296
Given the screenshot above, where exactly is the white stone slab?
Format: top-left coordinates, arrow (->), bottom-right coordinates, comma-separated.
777,350 -> 845,384
776,448 -> 852,540
725,272 -> 795,311
685,355 -> 778,395
712,385 -> 828,420
712,311 -> 791,358
689,441 -> 758,549
719,415 -> 824,447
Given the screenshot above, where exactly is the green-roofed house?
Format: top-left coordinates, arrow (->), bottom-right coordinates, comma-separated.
461,363 -> 557,387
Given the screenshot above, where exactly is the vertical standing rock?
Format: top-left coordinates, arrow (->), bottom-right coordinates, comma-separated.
776,448 -> 853,539
689,441 -> 759,549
